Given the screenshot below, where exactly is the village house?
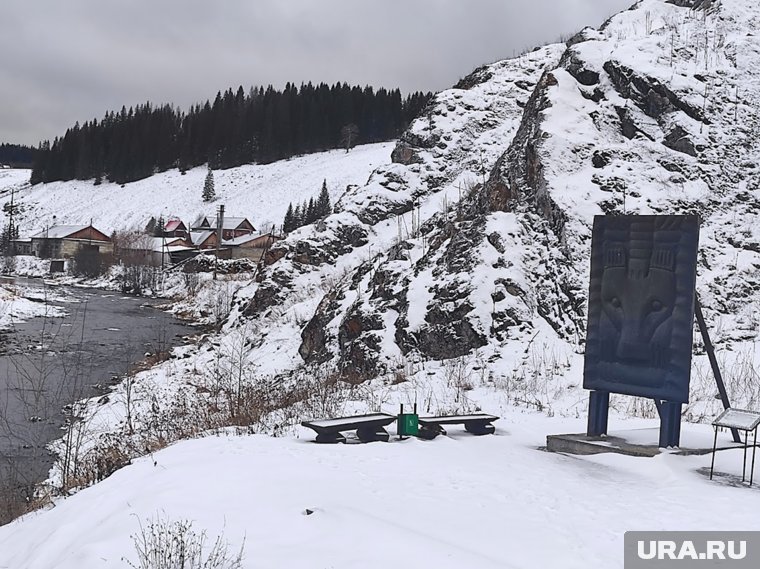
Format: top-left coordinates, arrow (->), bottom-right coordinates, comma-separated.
222,233 -> 281,261
141,213 -> 278,264
9,238 -> 32,256
162,218 -> 188,239
121,235 -> 195,266
190,215 -> 255,240
188,229 -> 218,250
30,225 -> 113,259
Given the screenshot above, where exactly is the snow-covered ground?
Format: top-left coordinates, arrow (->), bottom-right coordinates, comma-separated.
0,142 -> 393,236
0,283 -> 66,329
0,418 -> 757,569
3,0 -> 760,563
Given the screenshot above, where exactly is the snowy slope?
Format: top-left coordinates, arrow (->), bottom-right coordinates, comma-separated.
1,421 -> 758,569
23,0 -> 760,491
0,142 -> 393,236
4,0 -> 760,562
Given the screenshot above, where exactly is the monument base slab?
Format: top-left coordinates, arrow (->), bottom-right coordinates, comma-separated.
547,428 -> 741,457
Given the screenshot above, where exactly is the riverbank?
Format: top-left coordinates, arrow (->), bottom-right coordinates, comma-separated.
0,278 -> 195,524
0,278 -> 67,330
5,254 -> 256,327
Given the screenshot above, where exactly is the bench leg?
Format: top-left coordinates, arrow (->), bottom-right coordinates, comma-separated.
417,424 -> 444,440
315,431 -> 346,444
465,421 -> 495,435
356,425 -> 390,443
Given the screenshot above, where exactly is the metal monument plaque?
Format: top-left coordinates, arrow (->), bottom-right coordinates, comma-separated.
583,215 -> 700,446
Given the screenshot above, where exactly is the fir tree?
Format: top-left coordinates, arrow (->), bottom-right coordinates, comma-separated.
154,215 -> 165,237
283,203 -> 295,233
316,179 -> 331,217
293,204 -> 302,228
145,216 -> 157,235
202,167 -> 215,202
306,197 -> 316,224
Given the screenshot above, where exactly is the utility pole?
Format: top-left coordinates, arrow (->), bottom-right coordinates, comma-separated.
7,185 -> 15,255
161,226 -> 166,272
214,204 -> 224,280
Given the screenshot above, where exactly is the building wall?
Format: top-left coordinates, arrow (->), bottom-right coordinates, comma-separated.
230,247 -> 265,262
60,239 -> 114,258
198,233 -> 219,249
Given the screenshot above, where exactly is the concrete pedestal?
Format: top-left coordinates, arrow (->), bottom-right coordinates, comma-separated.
547,428 -> 742,457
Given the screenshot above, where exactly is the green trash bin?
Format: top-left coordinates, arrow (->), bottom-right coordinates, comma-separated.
398,413 -> 419,437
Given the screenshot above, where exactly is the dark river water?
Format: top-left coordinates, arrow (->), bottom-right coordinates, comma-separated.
0,278 -> 191,519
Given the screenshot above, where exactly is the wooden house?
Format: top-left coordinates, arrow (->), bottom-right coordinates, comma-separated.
162,218 -> 188,239
189,229 -> 219,250
122,236 -> 193,266
191,215 -> 255,241
222,233 -> 281,261
30,225 -> 113,259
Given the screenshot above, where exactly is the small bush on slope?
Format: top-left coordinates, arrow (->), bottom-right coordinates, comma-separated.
125,515 -> 244,569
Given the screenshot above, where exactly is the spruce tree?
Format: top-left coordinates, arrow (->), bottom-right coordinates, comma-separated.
283,203 -> 295,233
293,204 -> 302,228
306,197 -> 316,224
202,166 -> 215,202
317,179 -> 331,217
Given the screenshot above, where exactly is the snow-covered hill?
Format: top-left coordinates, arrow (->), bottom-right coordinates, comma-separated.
0,142 -> 393,236
3,0 -> 760,564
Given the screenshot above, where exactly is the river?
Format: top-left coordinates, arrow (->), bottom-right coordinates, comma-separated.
0,278 -> 191,522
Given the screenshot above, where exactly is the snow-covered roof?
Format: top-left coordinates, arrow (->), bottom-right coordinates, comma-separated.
151,236 -> 185,251
191,215 -> 254,231
222,233 -> 263,247
190,230 -> 214,246
166,245 -> 194,253
164,219 -> 186,232
221,217 -> 253,231
190,215 -> 212,230
30,225 -> 88,239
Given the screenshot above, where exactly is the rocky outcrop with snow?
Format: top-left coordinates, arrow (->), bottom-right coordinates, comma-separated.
228,0 -> 760,420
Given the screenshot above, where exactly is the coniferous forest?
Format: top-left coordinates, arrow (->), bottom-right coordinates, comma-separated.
0,144 -> 35,168
30,83 -> 432,186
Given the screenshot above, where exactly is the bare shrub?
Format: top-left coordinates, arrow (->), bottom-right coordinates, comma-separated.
50,357 -> 349,497
113,230 -> 162,295
61,438 -> 132,493
183,272 -> 201,297
0,255 -> 16,275
71,247 -> 111,278
126,515 -> 244,569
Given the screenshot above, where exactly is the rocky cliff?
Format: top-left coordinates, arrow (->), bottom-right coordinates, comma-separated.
231,0 -> 760,416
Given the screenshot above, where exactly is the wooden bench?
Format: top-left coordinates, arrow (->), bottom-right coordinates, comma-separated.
417,414 -> 499,439
301,413 -> 397,444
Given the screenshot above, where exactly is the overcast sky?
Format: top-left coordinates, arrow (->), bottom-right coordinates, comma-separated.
1,0 -> 633,146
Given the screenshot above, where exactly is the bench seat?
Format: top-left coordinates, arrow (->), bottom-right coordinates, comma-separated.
418,413 -> 499,438
301,413 -> 397,443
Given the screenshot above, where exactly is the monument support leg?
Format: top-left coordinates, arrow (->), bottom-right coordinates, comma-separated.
658,401 -> 682,448
587,390 -> 610,437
